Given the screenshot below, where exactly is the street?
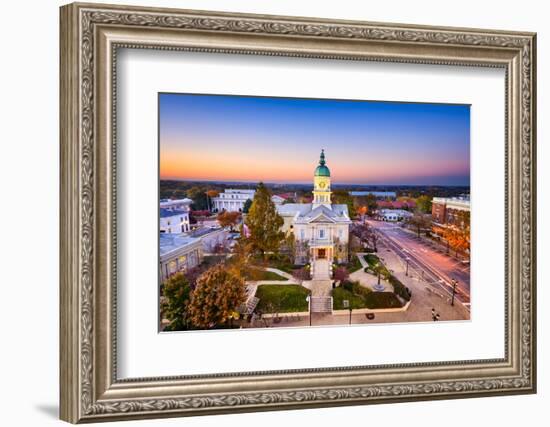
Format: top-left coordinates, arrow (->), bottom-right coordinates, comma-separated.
366,220 -> 471,308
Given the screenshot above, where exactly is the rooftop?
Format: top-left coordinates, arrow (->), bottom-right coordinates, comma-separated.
160,208 -> 189,218
276,203 -> 350,223
160,198 -> 192,208
159,233 -> 200,257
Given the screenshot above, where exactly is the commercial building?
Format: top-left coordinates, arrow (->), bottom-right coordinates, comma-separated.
377,209 -> 413,222
431,196 -> 470,227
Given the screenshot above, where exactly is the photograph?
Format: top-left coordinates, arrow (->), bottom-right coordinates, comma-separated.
158,93 -> 472,331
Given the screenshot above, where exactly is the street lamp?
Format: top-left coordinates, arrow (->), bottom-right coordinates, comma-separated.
376,263 -> 381,285
451,279 -> 458,306
405,257 -> 410,277
306,295 -> 312,326
343,299 -> 352,325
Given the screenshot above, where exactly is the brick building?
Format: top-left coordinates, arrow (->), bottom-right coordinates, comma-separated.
431,196 -> 470,228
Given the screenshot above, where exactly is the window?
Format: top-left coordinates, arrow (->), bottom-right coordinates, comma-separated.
300,229 -> 305,240
319,229 -> 325,239
168,261 -> 177,274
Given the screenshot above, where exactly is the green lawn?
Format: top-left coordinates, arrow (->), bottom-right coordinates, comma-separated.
333,286 -> 403,310
255,285 -> 310,313
347,255 -> 364,273
246,269 -> 287,281
364,254 -> 391,277
333,287 -> 368,309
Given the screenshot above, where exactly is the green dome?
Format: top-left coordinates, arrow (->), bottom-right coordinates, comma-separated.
314,149 -> 331,177
314,165 -> 331,177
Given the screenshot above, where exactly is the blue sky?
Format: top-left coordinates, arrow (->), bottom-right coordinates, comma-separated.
159,93 -> 470,185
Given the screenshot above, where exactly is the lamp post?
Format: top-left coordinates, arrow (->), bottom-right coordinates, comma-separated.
451,279 -> 457,306
306,296 -> 312,326
376,263 -> 381,285
405,257 -> 410,277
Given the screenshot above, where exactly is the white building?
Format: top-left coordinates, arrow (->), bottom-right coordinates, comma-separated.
377,208 -> 413,222
212,189 -> 255,212
190,226 -> 230,254
159,198 -> 192,233
271,194 -> 286,205
276,150 -> 351,280
159,233 -> 203,282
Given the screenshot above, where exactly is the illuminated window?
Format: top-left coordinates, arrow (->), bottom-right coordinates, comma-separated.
168,261 -> 177,273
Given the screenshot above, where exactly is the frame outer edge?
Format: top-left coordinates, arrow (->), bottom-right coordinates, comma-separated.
60,3 -> 81,424
59,2 -> 537,422
528,33 -> 537,393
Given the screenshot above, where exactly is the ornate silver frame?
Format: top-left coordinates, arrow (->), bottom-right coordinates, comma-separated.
60,2 -> 537,423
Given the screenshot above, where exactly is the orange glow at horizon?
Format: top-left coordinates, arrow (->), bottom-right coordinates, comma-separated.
160,143 -> 469,184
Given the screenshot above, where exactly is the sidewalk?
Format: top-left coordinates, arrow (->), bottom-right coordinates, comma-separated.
375,241 -> 470,321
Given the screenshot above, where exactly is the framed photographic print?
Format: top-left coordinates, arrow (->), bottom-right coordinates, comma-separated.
60,2 -> 537,423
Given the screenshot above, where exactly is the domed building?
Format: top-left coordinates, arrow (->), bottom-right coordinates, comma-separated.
276,150 -> 351,280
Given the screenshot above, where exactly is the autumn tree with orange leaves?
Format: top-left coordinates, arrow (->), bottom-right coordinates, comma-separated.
217,210 -> 241,231
187,264 -> 246,329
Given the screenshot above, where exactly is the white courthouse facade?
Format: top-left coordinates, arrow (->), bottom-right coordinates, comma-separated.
276,150 -> 351,279
212,189 -> 255,212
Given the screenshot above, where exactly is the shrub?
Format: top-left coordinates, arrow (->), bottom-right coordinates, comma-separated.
364,292 -> 403,309
347,254 -> 363,273
342,280 -> 354,292
388,274 -> 411,301
292,266 -> 311,281
364,254 -> 390,278
334,266 -> 350,283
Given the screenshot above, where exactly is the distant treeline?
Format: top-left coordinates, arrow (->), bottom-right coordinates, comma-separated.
160,180 -> 470,211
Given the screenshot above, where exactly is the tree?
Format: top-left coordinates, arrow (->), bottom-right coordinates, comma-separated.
206,189 -> 220,211
242,198 -> 253,214
280,233 -> 296,262
354,194 -> 378,217
245,182 -> 284,259
333,266 -> 350,283
188,264 -> 246,329
332,190 -> 355,218
228,237 -> 254,278
292,266 -> 311,282
416,195 -> 433,214
350,222 -> 378,251
217,211 -> 241,231
186,186 -> 208,210
333,237 -> 348,262
294,239 -> 310,264
161,272 -> 192,331
407,211 -> 432,237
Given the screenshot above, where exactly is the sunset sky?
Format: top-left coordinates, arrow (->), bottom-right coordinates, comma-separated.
159,93 -> 470,186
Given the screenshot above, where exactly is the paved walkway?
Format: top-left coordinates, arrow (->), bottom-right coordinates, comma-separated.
349,253 -> 391,292
312,259 -> 330,279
